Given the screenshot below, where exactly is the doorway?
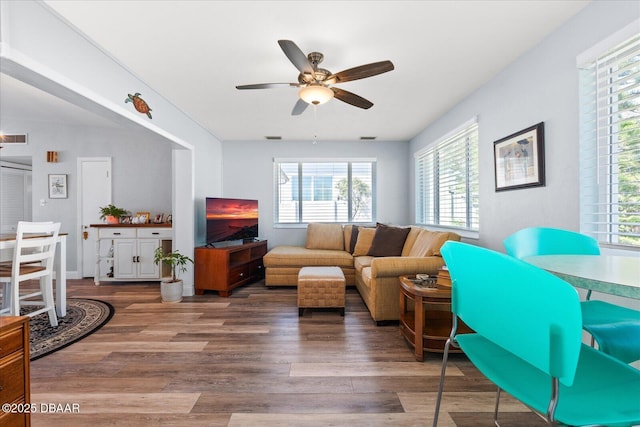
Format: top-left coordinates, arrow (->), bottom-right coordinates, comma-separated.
78,157 -> 111,277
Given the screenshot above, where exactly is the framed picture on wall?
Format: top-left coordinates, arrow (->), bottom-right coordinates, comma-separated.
48,174 -> 68,199
494,122 -> 545,191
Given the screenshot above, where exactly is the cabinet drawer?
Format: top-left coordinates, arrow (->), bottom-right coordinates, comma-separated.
0,328 -> 23,359
249,259 -> 264,276
0,353 -> 26,405
228,266 -> 250,284
137,228 -> 172,239
98,228 -> 136,238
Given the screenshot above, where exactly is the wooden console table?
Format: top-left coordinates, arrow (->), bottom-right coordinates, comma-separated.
399,273 -> 470,360
194,240 -> 267,297
0,316 -> 30,427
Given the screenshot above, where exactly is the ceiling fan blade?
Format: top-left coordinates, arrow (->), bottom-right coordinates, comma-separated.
291,98 -> 309,116
236,83 -> 300,90
332,88 -> 373,109
327,60 -> 394,84
278,40 -> 315,76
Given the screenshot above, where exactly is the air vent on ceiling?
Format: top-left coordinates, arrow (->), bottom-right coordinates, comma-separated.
360,136 -> 376,140
265,136 -> 282,140
0,134 -> 28,144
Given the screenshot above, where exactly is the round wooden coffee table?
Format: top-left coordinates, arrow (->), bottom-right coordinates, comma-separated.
399,275 -> 470,360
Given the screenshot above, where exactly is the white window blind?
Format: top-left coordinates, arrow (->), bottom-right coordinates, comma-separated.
579,33 -> 640,248
415,120 -> 479,231
0,165 -> 32,234
274,159 -> 376,224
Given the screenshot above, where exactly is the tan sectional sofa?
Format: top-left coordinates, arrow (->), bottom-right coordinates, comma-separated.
263,223 -> 460,324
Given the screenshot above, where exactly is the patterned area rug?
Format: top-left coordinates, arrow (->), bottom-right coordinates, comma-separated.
27,298 -> 114,361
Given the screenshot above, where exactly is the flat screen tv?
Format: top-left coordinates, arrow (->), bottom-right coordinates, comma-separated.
206,197 -> 258,247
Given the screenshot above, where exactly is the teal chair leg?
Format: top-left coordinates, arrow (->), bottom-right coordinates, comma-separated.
434,314 -> 465,427
433,337 -> 453,427
493,387 -> 501,427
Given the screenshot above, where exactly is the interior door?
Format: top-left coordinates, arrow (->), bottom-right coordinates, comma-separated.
79,158 -> 111,277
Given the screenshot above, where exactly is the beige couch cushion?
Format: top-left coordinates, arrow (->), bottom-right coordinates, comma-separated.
401,227 -> 423,256
352,227 -> 376,256
408,229 -> 459,257
353,255 -> 374,273
343,225 -> 354,252
305,223 -> 344,250
263,245 -> 353,268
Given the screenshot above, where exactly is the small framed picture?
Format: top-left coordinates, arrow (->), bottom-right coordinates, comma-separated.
48,174 -> 68,199
154,213 -> 164,224
121,215 -> 132,224
135,212 -> 150,224
166,214 -> 172,224
494,122 -> 545,192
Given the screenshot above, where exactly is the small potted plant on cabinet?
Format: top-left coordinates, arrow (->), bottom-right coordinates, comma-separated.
153,247 -> 194,303
99,204 -> 129,224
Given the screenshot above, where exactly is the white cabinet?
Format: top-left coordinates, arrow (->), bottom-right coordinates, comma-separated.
113,238 -> 160,279
92,226 -> 171,284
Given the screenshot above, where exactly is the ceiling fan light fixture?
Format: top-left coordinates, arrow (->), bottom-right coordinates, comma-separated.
299,85 -> 334,105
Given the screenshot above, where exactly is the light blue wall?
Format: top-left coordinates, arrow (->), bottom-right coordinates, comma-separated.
0,1 -> 223,289
409,0 -> 640,252
221,140 -> 410,248
0,120 -> 173,271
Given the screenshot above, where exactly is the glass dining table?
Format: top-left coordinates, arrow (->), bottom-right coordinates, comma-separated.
0,232 -> 68,317
523,254 -> 640,301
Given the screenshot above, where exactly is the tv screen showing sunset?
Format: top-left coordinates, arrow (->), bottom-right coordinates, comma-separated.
206,198 -> 258,243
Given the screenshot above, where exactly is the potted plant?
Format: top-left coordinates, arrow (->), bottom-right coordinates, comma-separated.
153,247 -> 194,303
99,204 -> 129,224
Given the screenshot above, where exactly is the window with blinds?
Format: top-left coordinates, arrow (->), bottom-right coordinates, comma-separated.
274,159 -> 376,224
579,33 -> 640,248
415,119 -> 479,231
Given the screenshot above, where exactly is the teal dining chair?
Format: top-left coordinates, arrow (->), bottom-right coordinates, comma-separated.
503,227 -> 640,364
433,241 -> 640,427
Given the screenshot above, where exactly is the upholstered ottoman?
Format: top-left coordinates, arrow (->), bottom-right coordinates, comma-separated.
297,266 -> 346,316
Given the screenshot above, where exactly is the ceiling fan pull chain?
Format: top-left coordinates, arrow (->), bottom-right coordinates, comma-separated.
313,104 -> 318,144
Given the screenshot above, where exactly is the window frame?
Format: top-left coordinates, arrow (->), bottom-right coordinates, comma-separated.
414,118 -> 479,235
273,158 -> 377,226
578,25 -> 640,250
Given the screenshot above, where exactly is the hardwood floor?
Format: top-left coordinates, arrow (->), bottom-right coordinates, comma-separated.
29,279 -> 546,426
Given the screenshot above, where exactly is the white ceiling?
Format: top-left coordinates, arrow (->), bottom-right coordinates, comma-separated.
3,1 -> 590,143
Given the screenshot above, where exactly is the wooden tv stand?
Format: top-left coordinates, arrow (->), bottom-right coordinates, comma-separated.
194,240 -> 267,297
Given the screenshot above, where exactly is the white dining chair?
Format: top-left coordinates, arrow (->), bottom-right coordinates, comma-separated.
0,221 -> 61,327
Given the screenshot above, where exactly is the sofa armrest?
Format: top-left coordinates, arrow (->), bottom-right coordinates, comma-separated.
370,256 -> 445,278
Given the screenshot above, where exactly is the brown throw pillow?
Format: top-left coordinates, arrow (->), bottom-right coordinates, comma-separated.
352,227 -> 376,256
367,223 -> 411,257
349,226 -> 360,254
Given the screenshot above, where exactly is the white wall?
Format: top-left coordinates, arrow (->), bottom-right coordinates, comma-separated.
409,0 -> 640,252
221,139 -> 410,248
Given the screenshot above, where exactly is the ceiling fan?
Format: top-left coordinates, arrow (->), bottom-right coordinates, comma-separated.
236,40 -> 394,115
